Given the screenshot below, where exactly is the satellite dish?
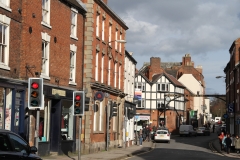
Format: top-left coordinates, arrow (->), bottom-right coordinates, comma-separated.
105,93 -> 109,98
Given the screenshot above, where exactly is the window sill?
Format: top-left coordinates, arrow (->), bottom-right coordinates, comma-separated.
41,22 -> 52,29
0,4 -> 11,12
93,131 -> 104,134
40,74 -> 50,80
69,81 -> 77,86
70,35 -> 78,41
0,64 -> 10,71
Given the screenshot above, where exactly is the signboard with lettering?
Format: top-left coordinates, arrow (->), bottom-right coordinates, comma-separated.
228,103 -> 234,113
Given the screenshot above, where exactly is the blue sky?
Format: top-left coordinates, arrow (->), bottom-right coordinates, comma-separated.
108,0 -> 240,95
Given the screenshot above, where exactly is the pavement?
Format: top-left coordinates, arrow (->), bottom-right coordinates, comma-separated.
211,137 -> 240,158
41,141 -> 155,160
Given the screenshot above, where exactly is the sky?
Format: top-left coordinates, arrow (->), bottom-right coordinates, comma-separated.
107,0 -> 240,95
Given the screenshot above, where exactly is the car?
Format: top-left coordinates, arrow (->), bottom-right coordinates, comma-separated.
196,127 -> 210,136
0,129 -> 42,160
154,129 -> 171,143
179,125 -> 197,137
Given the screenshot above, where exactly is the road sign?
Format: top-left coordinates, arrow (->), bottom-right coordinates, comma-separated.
223,113 -> 228,119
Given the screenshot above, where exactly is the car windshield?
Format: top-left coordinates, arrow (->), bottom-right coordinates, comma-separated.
198,127 -> 205,130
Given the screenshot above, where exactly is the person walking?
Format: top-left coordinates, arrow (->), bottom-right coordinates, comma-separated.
222,134 -> 227,152
218,132 -> 225,150
139,129 -> 143,146
235,135 -> 240,154
225,134 -> 232,154
231,134 -> 235,153
212,124 -> 215,133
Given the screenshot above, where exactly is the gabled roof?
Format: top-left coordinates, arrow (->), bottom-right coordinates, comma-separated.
125,50 -> 137,64
135,72 -> 151,83
151,72 -> 185,88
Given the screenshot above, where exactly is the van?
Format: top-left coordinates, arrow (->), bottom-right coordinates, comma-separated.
179,125 -> 197,137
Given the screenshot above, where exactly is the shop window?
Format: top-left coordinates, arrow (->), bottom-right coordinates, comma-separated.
5,88 -> 12,130
61,100 -> 74,140
38,99 -> 51,142
0,87 -> 4,129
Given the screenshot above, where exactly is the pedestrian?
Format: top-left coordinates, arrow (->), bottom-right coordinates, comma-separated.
212,124 -> 215,133
231,134 -> 235,152
225,134 -> 232,154
218,132 -> 225,150
142,127 -> 146,141
235,135 -> 240,154
139,129 -> 143,146
222,134 -> 227,152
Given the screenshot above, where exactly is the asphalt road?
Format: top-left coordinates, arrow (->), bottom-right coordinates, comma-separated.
127,133 -> 238,160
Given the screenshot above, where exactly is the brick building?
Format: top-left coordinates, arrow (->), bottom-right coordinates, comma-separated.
0,0 -> 86,156
81,0 -> 128,153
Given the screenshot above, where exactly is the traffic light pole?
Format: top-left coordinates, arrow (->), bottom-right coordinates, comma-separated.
78,116 -> 82,160
35,109 -> 40,155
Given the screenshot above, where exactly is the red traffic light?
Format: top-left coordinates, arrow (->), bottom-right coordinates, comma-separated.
31,82 -> 39,89
75,95 -> 81,101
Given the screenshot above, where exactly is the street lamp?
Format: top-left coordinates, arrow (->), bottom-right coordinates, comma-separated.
216,76 -> 226,79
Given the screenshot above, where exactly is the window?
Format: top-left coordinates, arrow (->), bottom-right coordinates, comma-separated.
96,14 -> 99,37
109,25 -> 112,45
157,83 -> 169,92
70,8 -> 78,39
95,51 -> 99,81
118,65 -> 121,89
41,32 -> 50,79
61,100 -> 74,140
9,134 -> 28,153
101,55 -> 104,83
108,59 -> 111,85
93,102 -> 104,132
119,34 -> 122,52
42,0 -> 51,28
69,44 -> 77,84
142,98 -> 145,108
102,18 -> 105,40
0,0 -> 11,12
135,83 -> 144,91
0,14 -> 10,70
114,63 -> 117,87
0,133 -> 11,151
115,30 -> 118,50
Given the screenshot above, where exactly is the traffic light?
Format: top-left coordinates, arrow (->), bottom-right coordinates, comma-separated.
73,91 -> 85,116
28,78 -> 44,110
110,102 -> 118,118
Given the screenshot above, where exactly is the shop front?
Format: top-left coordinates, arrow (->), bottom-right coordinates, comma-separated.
37,85 -> 76,156
0,79 -> 26,137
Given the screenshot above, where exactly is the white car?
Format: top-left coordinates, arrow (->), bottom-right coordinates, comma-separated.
154,129 -> 170,143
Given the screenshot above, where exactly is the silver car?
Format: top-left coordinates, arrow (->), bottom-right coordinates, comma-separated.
154,129 -> 171,143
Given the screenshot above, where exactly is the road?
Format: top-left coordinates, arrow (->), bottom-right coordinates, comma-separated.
127,133 -> 238,160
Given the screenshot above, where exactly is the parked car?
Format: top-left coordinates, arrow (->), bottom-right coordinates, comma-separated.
154,129 -> 171,143
179,125 -> 197,137
0,129 -> 42,160
196,127 -> 210,136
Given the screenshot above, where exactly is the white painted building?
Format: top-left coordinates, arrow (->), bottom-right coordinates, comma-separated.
178,74 -> 206,127
124,51 -> 137,146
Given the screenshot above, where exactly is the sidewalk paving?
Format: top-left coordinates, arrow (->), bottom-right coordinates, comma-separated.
42,141 -> 155,160
212,138 -> 240,158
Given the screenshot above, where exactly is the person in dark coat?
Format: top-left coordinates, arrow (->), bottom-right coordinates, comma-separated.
212,124 -> 215,133
225,134 -> 232,154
